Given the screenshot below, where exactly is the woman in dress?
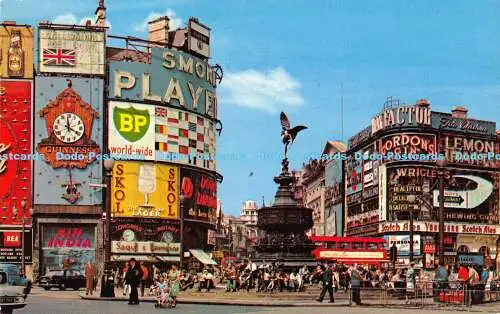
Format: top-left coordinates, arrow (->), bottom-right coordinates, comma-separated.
167,265 -> 181,299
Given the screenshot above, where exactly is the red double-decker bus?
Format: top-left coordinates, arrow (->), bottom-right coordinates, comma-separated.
310,236 -> 389,268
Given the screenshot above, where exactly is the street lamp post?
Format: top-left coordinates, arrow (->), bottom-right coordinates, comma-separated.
179,193 -> 185,270
20,199 -> 26,275
436,158 -> 446,265
407,195 -> 416,263
103,159 -> 115,268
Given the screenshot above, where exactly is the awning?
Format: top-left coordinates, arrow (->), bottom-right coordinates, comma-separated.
189,249 -> 217,265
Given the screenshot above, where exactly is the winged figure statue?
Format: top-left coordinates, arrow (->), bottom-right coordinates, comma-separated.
280,112 -> 307,159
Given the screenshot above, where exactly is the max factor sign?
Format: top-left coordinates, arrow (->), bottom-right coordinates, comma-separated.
372,105 -> 431,135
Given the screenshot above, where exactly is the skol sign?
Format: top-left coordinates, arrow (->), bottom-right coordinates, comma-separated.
111,161 -> 179,219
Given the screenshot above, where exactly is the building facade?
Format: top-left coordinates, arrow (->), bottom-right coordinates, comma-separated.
345,98 -> 500,268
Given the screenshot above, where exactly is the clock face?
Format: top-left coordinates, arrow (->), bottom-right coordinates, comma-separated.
162,232 -> 173,243
53,113 -> 85,143
122,229 -> 135,242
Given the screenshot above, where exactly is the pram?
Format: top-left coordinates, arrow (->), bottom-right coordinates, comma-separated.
150,280 -> 177,309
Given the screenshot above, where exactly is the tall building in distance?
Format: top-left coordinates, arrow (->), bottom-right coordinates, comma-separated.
240,200 -> 258,244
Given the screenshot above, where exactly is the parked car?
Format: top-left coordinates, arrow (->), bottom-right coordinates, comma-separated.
39,270 -> 85,291
0,264 -> 30,314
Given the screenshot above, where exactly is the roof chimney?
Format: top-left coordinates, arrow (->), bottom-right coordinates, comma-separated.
451,106 -> 468,119
416,98 -> 430,107
148,16 -> 170,47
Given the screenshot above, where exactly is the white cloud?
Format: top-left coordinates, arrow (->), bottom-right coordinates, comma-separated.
52,13 -> 111,28
220,67 -> 305,114
53,13 -> 78,25
133,8 -> 182,32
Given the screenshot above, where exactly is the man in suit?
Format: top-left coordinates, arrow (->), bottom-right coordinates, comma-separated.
124,258 -> 143,305
316,262 -> 335,303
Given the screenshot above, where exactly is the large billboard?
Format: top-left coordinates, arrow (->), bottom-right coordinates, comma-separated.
155,106 -> 216,171
110,218 -> 180,261
41,225 -> 95,273
34,77 -> 103,205
111,161 -> 179,219
180,169 -> 217,223
109,47 -> 217,119
442,134 -> 500,169
38,28 -> 105,75
0,229 -> 32,264
0,80 -> 32,225
345,150 -> 362,197
0,24 -> 34,79
432,112 -> 497,136
385,234 -> 421,256
108,101 -> 155,161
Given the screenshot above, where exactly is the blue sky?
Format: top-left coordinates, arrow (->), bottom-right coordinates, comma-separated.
3,0 -> 499,215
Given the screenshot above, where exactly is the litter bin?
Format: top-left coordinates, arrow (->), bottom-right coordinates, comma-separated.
100,270 -> 115,297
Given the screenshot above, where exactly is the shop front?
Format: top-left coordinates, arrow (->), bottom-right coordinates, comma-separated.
40,224 -> 96,275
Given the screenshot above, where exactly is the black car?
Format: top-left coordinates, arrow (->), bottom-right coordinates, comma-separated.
39,270 -> 86,291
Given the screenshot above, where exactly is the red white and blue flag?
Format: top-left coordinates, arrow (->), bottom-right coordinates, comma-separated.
42,48 -> 76,66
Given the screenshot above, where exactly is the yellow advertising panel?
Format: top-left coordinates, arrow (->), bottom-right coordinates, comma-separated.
0,24 -> 34,79
111,161 -> 179,219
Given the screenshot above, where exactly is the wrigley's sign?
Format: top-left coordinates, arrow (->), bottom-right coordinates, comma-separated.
380,221 -> 499,235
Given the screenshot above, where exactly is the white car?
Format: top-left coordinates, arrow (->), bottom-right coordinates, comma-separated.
0,264 -> 30,314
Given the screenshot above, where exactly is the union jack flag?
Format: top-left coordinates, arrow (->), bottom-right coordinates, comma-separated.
42,48 -> 76,66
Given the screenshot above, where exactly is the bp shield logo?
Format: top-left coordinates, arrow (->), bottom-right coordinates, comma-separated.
113,106 -> 151,142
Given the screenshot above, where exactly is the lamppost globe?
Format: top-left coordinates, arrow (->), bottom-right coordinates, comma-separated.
103,159 -> 115,171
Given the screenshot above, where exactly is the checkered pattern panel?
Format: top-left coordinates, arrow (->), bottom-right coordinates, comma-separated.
155,106 -> 216,171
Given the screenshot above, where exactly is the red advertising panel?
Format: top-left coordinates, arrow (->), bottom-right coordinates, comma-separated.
3,231 -> 21,247
180,169 -> 217,223
0,80 -> 31,226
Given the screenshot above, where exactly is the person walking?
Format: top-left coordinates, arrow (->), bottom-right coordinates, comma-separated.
316,263 -> 334,303
85,260 -> 95,295
124,258 -> 143,305
405,262 -> 416,304
139,262 -> 148,297
350,266 -> 362,306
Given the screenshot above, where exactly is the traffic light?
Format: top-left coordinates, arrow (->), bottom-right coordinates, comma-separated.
390,244 -> 397,263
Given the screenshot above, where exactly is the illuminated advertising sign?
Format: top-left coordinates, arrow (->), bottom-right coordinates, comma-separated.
348,126 -> 371,150
0,229 -> 32,263
432,171 -> 498,223
155,106 -> 216,171
38,28 -> 105,75
0,24 -> 34,79
108,101 -> 155,160
345,151 -> 362,196
325,159 -> 343,205
432,112 -> 496,136
41,225 -> 95,273
371,105 -> 431,135
380,221 -> 500,235
180,169 -> 217,223
34,77 -> 103,205
378,165 -> 387,222
0,80 -> 32,226
385,235 -> 421,256
443,135 -> 500,168
109,47 -> 217,119
111,161 -> 179,219
379,133 -> 436,156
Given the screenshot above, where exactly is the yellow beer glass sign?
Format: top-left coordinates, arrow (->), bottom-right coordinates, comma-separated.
111,161 -> 179,219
